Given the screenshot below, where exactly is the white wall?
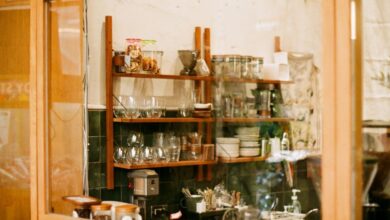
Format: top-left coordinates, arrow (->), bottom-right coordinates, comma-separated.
87,0 -> 322,107
363,0 -> 390,121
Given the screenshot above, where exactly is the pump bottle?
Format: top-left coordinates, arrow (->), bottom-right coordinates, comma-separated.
291,189 -> 301,213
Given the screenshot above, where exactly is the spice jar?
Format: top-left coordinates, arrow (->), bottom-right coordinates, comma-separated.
113,51 -> 126,73
115,205 -> 141,220
250,57 -> 263,79
240,56 -> 252,79
225,55 -> 241,78
91,204 -> 112,220
125,38 -> 142,73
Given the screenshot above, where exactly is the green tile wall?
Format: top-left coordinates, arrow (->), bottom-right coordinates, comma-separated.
88,110 -> 320,219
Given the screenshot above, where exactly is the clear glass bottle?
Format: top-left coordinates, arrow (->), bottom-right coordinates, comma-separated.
91,204 -> 112,220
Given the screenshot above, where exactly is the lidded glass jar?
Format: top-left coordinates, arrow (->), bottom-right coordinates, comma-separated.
125,38 -> 143,73
224,55 -> 241,78
115,205 -> 140,220
91,204 -> 112,220
250,57 -> 263,79
240,56 -> 252,79
211,55 -> 225,77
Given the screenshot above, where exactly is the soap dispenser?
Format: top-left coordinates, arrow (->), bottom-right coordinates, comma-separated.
281,132 -> 290,151
291,189 -> 301,213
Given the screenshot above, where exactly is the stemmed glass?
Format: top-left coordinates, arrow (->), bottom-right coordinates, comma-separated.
125,131 -> 144,164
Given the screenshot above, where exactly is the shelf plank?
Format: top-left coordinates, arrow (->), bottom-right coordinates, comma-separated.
114,160 -> 217,170
214,77 -> 293,84
217,117 -> 292,123
218,156 -> 267,164
113,117 -> 214,123
113,72 -> 212,81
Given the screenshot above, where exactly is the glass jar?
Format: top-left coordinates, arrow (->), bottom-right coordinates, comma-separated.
250,57 -> 263,79
115,205 -> 140,220
91,204 -> 112,220
141,50 -> 163,74
232,93 -> 245,117
113,51 -> 126,73
241,56 -> 252,79
224,55 -> 241,78
211,55 -> 225,77
125,38 -> 142,73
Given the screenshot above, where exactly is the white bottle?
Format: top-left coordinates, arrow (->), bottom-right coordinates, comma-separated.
281,132 -> 290,151
291,189 -> 301,213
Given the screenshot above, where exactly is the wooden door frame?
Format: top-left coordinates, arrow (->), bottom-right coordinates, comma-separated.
29,0 -> 361,219
322,0 -> 362,220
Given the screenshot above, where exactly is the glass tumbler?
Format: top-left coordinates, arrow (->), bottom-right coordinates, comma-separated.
222,94 -> 233,118
258,90 -> 271,118
124,96 -> 140,119
165,136 -> 181,162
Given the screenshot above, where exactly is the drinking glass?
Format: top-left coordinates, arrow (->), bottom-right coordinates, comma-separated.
125,96 -> 140,119
258,90 -> 271,118
152,132 -> 166,161
126,131 -> 144,164
113,145 -> 125,163
113,95 -> 127,118
164,136 -> 181,162
222,94 -> 233,118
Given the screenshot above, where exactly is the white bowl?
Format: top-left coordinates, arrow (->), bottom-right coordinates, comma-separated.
216,137 -> 240,144
194,103 -> 212,109
240,141 -> 260,147
239,147 -> 260,157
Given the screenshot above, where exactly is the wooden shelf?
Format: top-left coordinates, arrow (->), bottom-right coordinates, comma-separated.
113,117 -> 214,123
214,77 -> 293,84
114,160 -> 217,170
217,117 -> 292,123
218,156 -> 267,164
113,72 -> 213,81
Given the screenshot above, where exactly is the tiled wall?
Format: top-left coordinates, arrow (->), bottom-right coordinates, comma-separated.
88,110 -> 320,218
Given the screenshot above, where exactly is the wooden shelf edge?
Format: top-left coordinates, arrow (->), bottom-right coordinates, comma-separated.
114,160 -> 217,170
113,117 -> 214,123
113,72 -> 212,81
214,77 -> 293,84
217,117 -> 292,123
217,156 -> 267,163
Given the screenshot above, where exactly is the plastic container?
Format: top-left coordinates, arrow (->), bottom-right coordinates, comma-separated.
125,38 -> 143,73
141,50 -> 163,74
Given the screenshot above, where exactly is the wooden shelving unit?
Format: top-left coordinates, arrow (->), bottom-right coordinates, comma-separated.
217,156 -> 268,164
104,15 -> 294,189
114,160 -> 217,170
113,117 -> 213,123
113,72 -> 212,81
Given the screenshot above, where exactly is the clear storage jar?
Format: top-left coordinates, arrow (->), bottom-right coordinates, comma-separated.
224,55 -> 241,78
211,55 -> 225,77
125,38 -> 142,73
250,57 -> 263,79
241,56 -> 252,79
91,204 -> 112,220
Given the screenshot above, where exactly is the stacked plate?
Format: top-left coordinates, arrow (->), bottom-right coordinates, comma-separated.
235,127 -> 260,157
216,137 -> 240,158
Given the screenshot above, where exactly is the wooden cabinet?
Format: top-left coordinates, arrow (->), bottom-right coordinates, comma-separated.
104,15 -> 293,188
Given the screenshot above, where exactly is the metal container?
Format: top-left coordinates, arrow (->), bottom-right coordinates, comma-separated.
129,169 -> 159,196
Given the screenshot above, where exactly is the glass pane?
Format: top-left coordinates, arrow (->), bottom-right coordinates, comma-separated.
85,1 -> 323,220
0,2 -> 31,220
46,0 -> 85,215
361,0 -> 390,219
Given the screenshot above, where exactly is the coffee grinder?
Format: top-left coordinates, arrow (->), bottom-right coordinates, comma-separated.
128,169 -> 159,220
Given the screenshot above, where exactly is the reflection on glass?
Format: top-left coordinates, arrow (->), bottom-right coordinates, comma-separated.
0,3 -> 31,219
